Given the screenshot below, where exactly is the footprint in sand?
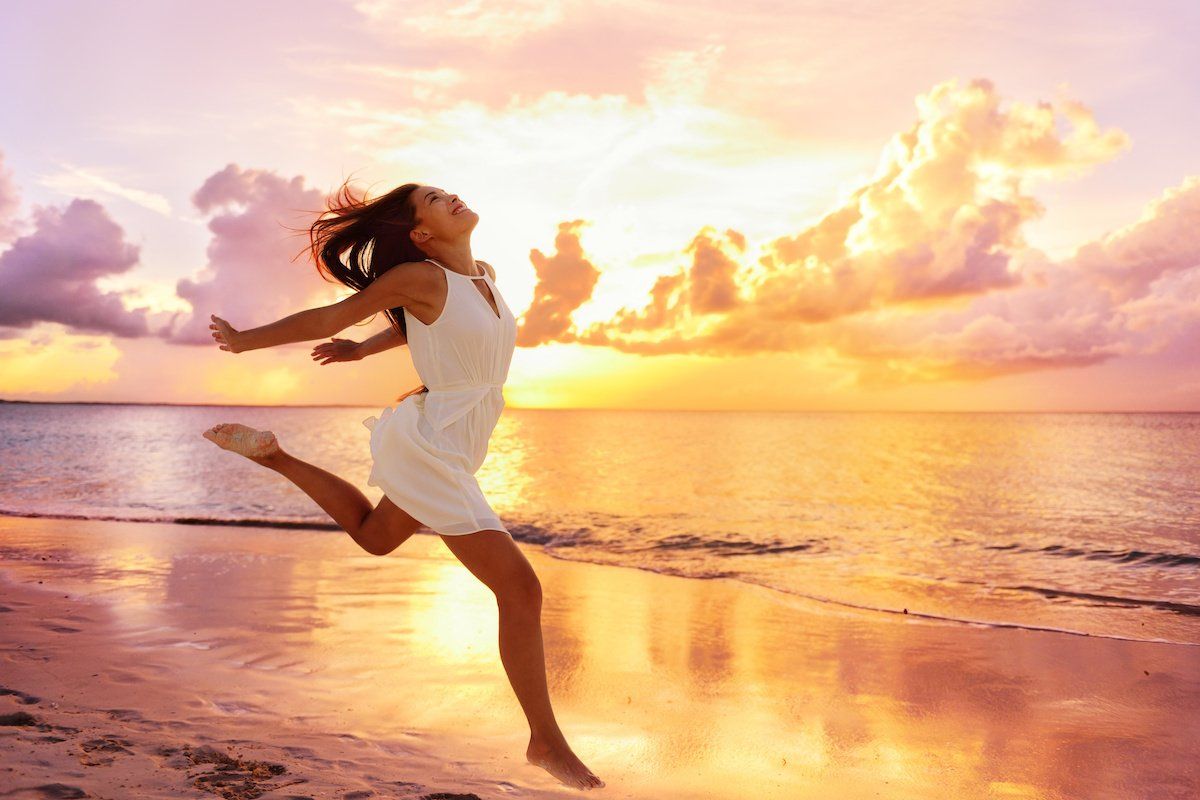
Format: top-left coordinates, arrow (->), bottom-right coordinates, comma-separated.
3,783 -> 89,798
104,708 -> 144,721
0,684 -> 42,705
156,743 -> 290,798
77,734 -> 136,766
0,710 -> 40,727
0,708 -> 79,742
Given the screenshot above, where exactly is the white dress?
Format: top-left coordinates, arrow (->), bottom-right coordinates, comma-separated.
361,258 -> 517,536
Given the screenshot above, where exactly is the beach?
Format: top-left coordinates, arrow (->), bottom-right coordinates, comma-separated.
5,0 -> 1200,796
1,513 -> 1196,799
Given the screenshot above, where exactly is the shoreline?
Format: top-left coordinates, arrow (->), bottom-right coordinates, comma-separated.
1,514 -> 1197,798
2,509 -> 1193,649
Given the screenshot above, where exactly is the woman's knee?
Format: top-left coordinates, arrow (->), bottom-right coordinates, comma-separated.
487,552 -> 542,608
440,530 -> 543,605
497,568 -> 542,609
360,499 -> 421,555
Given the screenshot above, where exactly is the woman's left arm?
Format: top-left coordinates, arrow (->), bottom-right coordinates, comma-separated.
210,265 -> 414,353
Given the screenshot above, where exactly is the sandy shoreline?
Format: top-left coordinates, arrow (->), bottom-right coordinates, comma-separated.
1,514 -> 1197,799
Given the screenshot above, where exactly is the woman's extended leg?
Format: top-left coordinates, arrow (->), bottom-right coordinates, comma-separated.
439,530 -> 604,790
202,422 -> 420,556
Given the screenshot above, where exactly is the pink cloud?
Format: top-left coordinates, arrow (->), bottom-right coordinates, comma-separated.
167,164 -> 332,345
686,228 -> 743,314
1075,175 -> 1200,303
0,196 -> 148,338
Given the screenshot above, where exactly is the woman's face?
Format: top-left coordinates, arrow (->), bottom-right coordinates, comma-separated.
410,185 -> 477,245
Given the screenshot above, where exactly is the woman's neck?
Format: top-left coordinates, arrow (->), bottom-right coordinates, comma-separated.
422,243 -> 476,275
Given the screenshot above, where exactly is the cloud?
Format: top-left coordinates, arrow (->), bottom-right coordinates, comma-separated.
166,164 -> 333,345
0,195 -> 150,338
0,158 -> 377,351
821,173 -> 1200,385
515,220 -> 601,347
1075,175 -> 1200,303
747,77 -> 1127,321
0,151 -> 23,244
820,252 -> 1137,386
514,78 -> 1200,385
578,226 -> 747,341
686,227 -> 744,313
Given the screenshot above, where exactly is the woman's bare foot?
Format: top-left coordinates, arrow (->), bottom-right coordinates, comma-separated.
201,423 -> 281,464
527,736 -> 604,790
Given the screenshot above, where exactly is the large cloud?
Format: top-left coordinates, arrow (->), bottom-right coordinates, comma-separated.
1075,175 -> 1200,303
516,78 -> 1200,385
0,196 -> 150,338
825,176 -> 1200,385
166,164 -> 333,345
0,158 -> 371,349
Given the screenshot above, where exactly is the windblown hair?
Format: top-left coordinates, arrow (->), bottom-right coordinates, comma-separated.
303,178 -> 427,339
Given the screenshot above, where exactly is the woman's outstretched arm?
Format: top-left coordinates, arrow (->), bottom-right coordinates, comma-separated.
210,265 -> 416,354
310,326 -> 407,365
213,305 -> 334,352
357,325 -> 407,356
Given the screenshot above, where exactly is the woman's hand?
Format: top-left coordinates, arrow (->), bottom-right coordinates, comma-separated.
311,337 -> 362,365
209,314 -> 245,353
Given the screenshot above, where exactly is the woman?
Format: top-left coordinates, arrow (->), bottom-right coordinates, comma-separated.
201,181 -> 604,790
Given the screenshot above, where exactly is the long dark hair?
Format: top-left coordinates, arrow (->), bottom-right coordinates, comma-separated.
302,178 -> 427,339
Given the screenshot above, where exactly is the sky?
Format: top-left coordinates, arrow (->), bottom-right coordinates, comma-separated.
1,0 -> 1198,411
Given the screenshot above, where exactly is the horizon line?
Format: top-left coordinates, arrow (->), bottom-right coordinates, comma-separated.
1,398 -> 1198,414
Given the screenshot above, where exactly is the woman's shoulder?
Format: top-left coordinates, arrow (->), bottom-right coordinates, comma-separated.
366,260 -> 441,304
475,260 -> 496,280
381,259 -> 440,284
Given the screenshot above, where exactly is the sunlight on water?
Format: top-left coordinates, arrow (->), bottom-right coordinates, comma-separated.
1,403 -> 1198,645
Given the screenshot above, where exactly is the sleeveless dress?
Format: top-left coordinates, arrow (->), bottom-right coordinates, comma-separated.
361,257 -> 517,536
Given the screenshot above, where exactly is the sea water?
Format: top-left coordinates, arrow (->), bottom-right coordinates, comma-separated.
1,401 -> 1197,646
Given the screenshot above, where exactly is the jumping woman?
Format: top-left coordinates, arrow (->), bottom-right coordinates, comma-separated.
200,181 -> 604,790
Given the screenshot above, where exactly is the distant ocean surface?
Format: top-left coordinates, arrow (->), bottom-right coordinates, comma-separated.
1,401 -> 1197,646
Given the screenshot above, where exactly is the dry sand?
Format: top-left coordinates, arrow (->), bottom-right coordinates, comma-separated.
0,514 -> 1197,799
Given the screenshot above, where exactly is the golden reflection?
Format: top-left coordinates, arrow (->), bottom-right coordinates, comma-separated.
473,411 -> 535,518
3,514 -> 1191,799
421,558 -> 501,663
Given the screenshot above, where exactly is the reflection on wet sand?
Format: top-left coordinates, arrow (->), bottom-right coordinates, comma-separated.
0,513 -> 1195,798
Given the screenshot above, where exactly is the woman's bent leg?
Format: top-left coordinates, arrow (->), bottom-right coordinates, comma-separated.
203,423 -> 420,555
262,448 -> 422,555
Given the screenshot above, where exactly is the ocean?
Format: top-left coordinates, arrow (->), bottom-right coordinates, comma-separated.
1,401 -> 1197,646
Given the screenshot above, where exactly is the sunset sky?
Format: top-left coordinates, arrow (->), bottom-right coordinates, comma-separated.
1,1 -> 1198,411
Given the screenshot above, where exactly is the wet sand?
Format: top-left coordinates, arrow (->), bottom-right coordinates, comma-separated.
0,513 -> 1196,799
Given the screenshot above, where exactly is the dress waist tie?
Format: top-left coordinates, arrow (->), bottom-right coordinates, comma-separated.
419,381 -> 505,431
